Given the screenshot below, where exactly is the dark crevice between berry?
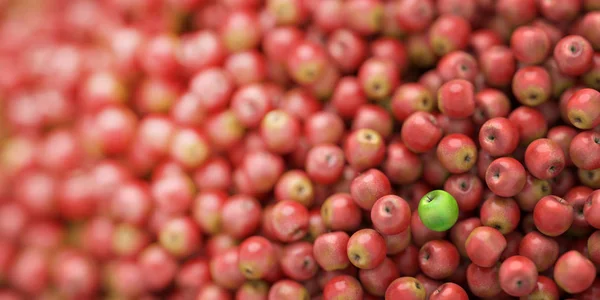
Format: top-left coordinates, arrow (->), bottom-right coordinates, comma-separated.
540,183 -> 549,194
492,223 -> 502,231
549,165 -> 556,173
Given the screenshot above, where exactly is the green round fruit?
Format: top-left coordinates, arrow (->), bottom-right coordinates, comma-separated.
417,190 -> 459,232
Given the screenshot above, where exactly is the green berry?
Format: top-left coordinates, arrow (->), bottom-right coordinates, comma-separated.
418,190 -> 459,232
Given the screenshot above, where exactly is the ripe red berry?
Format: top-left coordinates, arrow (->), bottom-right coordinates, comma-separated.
347,229 -> 387,270
554,35 -> 594,76
371,195 -> 411,235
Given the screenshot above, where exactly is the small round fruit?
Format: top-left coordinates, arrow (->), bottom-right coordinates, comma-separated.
417,190 -> 459,232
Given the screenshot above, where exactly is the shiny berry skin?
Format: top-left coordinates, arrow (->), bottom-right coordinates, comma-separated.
437,79 -> 475,119
498,255 -> 538,297
436,51 -> 479,83
260,109 -> 301,154
554,35 -> 594,76
350,168 -> 391,210
280,241 -> 318,281
584,190 -> 600,229
485,157 -> 527,198
430,282 -> 469,300
305,144 -> 346,184
467,263 -> 503,298
554,250 -> 597,294
508,107 -> 548,146
401,111 -> 443,153
286,40 -> 329,85
371,195 -> 411,235
321,193 -> 362,232
270,200 -> 309,242
238,236 -> 277,280
347,229 -> 387,270
323,275 -> 364,300
567,88 -> 600,130
436,133 -> 477,174
386,276 -> 427,300
479,46 -> 516,87
304,111 -> 345,146
479,117 -> 519,157
428,15 -> 471,56
343,128 -> 386,172
313,231 -> 351,271
479,196 -> 521,234
524,138 -> 566,180
357,57 -> 399,101
510,26 -> 551,65
511,66 -> 552,107
418,240 -> 460,280
465,226 -> 507,268
569,131 -> 600,171
518,231 -> 559,272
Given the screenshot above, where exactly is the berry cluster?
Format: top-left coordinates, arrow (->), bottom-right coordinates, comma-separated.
0,0 -> 599,299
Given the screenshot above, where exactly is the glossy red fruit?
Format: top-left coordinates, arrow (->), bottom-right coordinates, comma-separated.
554,35 -> 594,76
270,200 -> 309,242
479,117 -> 519,157
508,107 -> 548,146
401,111 -> 443,153
321,193 -> 362,232
418,240 -> 460,280
518,231 -> 559,272
584,190 -> 600,229
479,196 -> 521,234
428,15 -> 471,56
485,157 -> 527,198
343,128 -> 386,172
350,168 -> 391,210
533,195 -> 574,236
371,195 -> 411,235
554,250 -> 597,294
430,282 -> 469,300
437,79 -> 475,119
238,236 -> 277,280
499,255 -> 539,297
385,277 -> 427,300
510,26 -> 551,65
524,138 -> 566,180
511,66 -> 552,107
567,88 -> 600,130
436,133 -> 477,174
570,131 -> 600,171
322,275 -> 364,300
347,229 -> 387,270
313,231 -> 350,271
465,226 -> 506,268
359,257 -> 399,296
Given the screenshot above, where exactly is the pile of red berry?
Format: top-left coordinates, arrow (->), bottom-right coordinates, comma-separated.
0,0 -> 599,299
